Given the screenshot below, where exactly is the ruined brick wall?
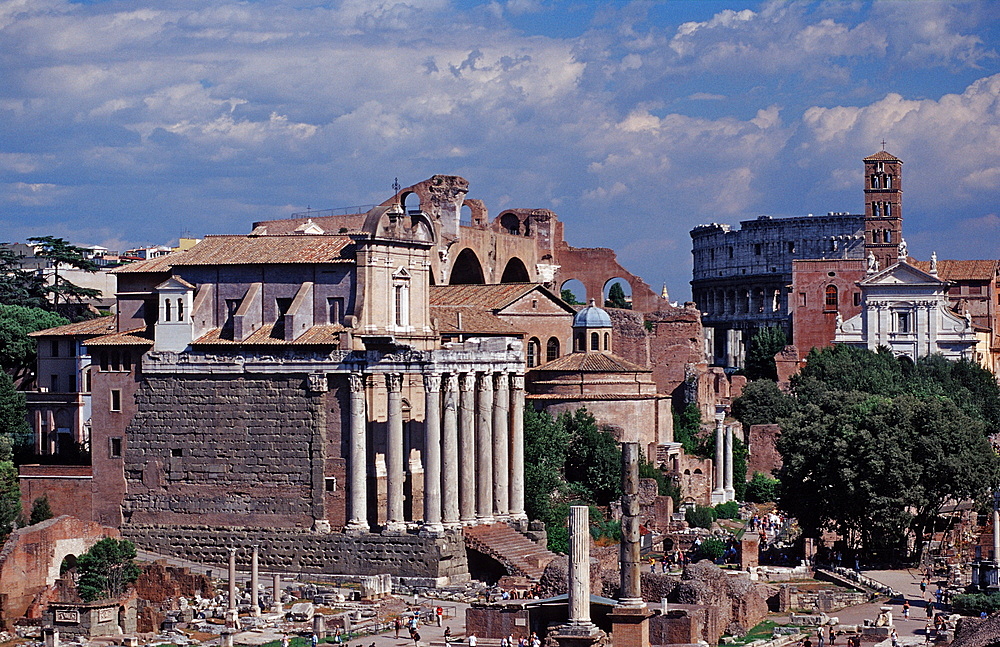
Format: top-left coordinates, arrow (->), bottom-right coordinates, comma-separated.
465,606 -> 531,640
676,561 -> 769,641
120,525 -> 468,579
0,516 -> 117,631
122,374 -> 330,529
646,307 -> 706,402
649,604 -> 708,647
746,424 -> 781,479
18,465 -> 94,522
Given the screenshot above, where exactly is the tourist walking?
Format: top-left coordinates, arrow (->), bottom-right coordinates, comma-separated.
903,599 -> 910,619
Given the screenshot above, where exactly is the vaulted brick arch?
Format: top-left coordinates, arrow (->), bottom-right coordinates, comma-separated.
500,257 -> 530,283
449,248 -> 485,285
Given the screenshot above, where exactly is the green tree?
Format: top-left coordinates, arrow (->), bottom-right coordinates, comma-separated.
0,305 -> 68,382
0,372 -> 31,447
694,536 -> 727,562
685,505 -> 716,529
523,408 -> 570,528
76,538 -> 141,602
26,236 -> 101,310
673,403 -> 710,457
0,436 -> 19,543
563,409 -> 622,504
0,246 -> 50,310
29,495 -> 53,525
714,500 -> 739,519
744,472 -> 780,503
744,326 -> 787,380
731,379 -> 796,427
561,288 -> 583,306
604,282 -> 630,309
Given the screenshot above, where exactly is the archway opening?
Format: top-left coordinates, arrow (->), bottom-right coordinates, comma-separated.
603,278 -> 632,309
460,204 -> 473,226
500,257 -> 530,283
450,248 -> 485,285
499,212 -> 521,235
402,191 -> 420,214
559,279 -> 585,306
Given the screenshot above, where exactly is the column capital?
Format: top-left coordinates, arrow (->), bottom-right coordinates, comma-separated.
444,373 -> 459,392
348,372 -> 366,393
385,373 -> 403,392
494,372 -> 509,391
423,373 -> 442,392
511,373 -> 525,391
460,373 -> 476,392
477,372 -> 494,392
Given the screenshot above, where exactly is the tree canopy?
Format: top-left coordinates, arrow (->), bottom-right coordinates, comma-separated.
604,282 -> 631,309
77,537 -> 141,602
743,326 -> 787,380
26,236 -> 101,308
0,305 -> 69,383
0,434 -> 19,544
560,288 -> 583,306
732,345 -> 1000,556
0,246 -> 49,309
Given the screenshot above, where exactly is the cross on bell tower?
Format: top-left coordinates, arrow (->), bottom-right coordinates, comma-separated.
862,149 -> 903,270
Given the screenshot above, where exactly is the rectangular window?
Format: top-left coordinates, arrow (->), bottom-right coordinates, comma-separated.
226,299 -> 241,320
325,477 -> 337,492
68,374 -> 76,393
100,351 -> 109,372
798,293 -> 806,307
276,297 -> 294,317
897,313 -> 910,333
171,448 -> 183,457
69,342 -> 76,357
123,352 -> 132,372
754,244 -> 762,255
109,437 -> 122,458
788,241 -> 795,253
969,284 -> 983,295
51,339 -> 59,357
110,389 -> 122,412
853,292 -> 861,306
85,370 -> 92,393
50,375 -> 58,392
327,297 -> 344,325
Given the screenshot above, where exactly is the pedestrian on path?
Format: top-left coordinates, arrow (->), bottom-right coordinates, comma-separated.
891,628 -> 898,647
902,599 -> 910,619
818,629 -> 825,647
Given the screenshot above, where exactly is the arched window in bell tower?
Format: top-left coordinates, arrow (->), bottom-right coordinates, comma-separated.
824,285 -> 838,311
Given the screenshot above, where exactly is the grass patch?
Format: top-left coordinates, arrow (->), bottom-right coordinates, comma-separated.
726,619 -> 787,645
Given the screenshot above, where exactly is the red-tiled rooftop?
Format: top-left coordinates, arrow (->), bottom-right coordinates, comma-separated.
911,259 -> 999,281
29,316 -> 117,337
531,351 -> 650,373
863,150 -> 901,161
85,327 -> 154,346
430,283 -> 563,310
193,323 -> 345,346
115,235 -> 356,272
431,306 -> 522,335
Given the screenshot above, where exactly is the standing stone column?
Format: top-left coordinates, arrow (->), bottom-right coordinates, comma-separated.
384,373 -> 406,534
476,372 -> 495,524
422,373 -> 444,534
509,373 -> 527,523
272,574 -> 282,614
712,406 -> 725,504
227,547 -> 237,611
346,373 -> 369,534
442,374 -> 461,528
250,546 -> 260,616
492,372 -> 510,520
568,505 -> 594,628
724,424 -> 736,502
459,373 -> 477,525
619,442 -> 645,608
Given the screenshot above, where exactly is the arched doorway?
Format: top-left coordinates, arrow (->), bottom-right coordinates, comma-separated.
500,257 -> 530,283
450,249 -> 485,284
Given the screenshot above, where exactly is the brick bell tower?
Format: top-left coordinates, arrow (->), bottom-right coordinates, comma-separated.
863,148 -> 903,270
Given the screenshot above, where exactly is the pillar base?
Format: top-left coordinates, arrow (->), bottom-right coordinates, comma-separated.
710,490 -> 725,505
343,521 -> 370,536
550,624 -> 605,647
419,522 -> 445,537
608,605 -> 652,647
443,520 -> 464,531
477,515 -> 496,525
250,605 -> 260,618
723,487 -> 736,501
382,521 -> 408,536
495,513 -> 511,523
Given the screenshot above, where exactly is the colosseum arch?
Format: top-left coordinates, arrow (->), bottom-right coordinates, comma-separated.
500,257 -> 530,283
449,248 -> 486,285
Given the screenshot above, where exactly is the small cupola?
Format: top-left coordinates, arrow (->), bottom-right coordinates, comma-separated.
153,276 -> 196,352
572,299 -> 613,353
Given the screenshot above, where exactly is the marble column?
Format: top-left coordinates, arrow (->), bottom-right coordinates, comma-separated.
493,372 -> 510,520
459,373 -> 477,525
476,372 -> 495,524
509,374 -> 527,522
384,373 -> 406,534
711,406 -> 725,504
345,373 -> 369,534
422,373 -> 444,534
723,424 -> 736,502
619,442 -> 645,608
568,505 -> 594,628
250,546 -> 260,616
441,374 -> 461,528
227,547 -> 237,611
272,574 -> 282,614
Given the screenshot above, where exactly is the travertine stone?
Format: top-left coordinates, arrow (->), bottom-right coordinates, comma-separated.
492,372 -> 510,519
476,373 -> 495,524
509,374 -> 527,522
384,373 -> 405,534
441,374 -> 461,528
346,373 -> 369,533
459,373 -> 477,524
422,373 -> 443,534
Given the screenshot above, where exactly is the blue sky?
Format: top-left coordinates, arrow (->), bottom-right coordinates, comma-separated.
2,0 -> 1000,300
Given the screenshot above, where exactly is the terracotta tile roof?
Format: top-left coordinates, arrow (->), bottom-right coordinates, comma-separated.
429,283 -> 554,309
527,393 -> 661,401
911,259 -> 999,281
85,327 -> 154,346
193,323 -> 345,346
531,352 -> 650,373
29,316 -> 117,337
172,235 -> 356,266
112,252 -> 186,273
863,150 -> 901,161
431,306 -> 522,335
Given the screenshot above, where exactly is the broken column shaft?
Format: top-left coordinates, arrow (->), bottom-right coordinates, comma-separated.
619,442 -> 644,607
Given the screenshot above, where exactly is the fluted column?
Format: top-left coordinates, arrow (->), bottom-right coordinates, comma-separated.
384,373 -> 406,534
509,373 -> 527,522
442,374 -> 461,528
723,424 -> 736,502
568,505 -> 593,627
712,407 -> 725,504
476,372 -> 495,524
459,373 -> 477,525
422,373 -> 444,534
493,372 -> 510,520
345,373 -> 369,534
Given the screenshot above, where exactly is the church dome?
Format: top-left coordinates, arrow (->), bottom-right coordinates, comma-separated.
573,300 -> 612,328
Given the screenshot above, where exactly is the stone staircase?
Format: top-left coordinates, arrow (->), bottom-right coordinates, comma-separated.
463,523 -> 558,581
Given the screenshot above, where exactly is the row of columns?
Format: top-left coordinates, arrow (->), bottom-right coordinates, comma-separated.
227,547 -> 283,618
345,370 -> 526,535
711,407 -> 736,504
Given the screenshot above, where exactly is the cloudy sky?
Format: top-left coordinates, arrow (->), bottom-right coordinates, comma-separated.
2,0 -> 1000,300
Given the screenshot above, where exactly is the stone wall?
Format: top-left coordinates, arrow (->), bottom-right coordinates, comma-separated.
122,374 -> 327,529
120,525 -> 469,580
746,424 -> 782,479
0,516 -> 117,631
18,465 -> 94,522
